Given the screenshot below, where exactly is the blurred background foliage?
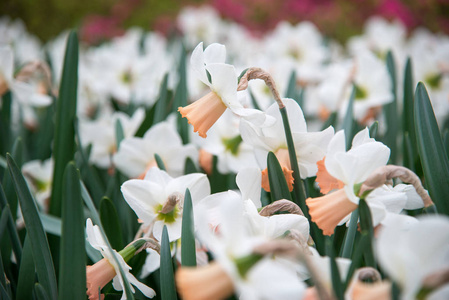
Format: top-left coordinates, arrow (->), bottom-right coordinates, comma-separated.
1,0 -> 449,44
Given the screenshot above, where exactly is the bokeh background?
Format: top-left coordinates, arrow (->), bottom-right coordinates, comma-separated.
2,0 -> 449,44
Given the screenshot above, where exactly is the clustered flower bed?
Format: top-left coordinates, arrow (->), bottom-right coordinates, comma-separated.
1,5 -> 449,300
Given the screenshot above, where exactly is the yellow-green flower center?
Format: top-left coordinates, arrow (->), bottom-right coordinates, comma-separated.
222,135 -> 243,156
154,204 -> 180,224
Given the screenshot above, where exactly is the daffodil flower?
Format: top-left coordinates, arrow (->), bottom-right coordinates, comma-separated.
179,42 -> 269,138
376,215 -> 449,300
120,167 -> 210,242
113,121 -> 198,178
240,98 -> 334,192
85,218 -> 155,300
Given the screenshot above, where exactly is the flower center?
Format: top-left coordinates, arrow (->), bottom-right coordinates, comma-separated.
222,135 -> 243,156
424,73 -> 442,89
354,83 -> 368,101
155,203 -> 180,224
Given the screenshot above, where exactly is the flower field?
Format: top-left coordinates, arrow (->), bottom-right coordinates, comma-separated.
1,4 -> 449,300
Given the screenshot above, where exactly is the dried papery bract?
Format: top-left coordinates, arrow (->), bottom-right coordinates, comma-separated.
176,262 -> 234,300
360,165 -> 433,207
15,60 -> 55,96
306,189 -> 358,236
237,67 -> 284,109
348,268 -> 391,300
259,199 -> 304,217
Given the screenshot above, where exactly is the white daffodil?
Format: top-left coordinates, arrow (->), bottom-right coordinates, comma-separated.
193,191 -> 307,300
85,218 -> 155,300
79,108 -> 145,169
376,215 -> 449,300
113,121 -> 198,178
179,42 -> 269,138
120,167 -> 210,242
194,109 -> 258,174
240,98 -> 334,192
325,128 -> 390,204
307,128 -> 391,235
22,158 -> 54,212
0,45 -> 51,107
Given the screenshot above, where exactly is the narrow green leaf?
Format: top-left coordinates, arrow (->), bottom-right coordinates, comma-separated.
184,157 -> 198,174
0,207 -> 9,244
369,121 -> 378,139
100,197 -> 124,250
154,73 -> 169,124
248,88 -> 261,110
34,283 -> 50,300
181,189 -> 196,267
285,70 -> 298,99
135,104 -> 156,137
35,98 -> 56,160
0,283 -> 11,300
415,82 -> 449,215
80,180 -> 134,299
115,119 -> 125,147
322,112 -> 338,131
340,209 -> 359,258
0,184 -> 22,263
267,151 -> 292,202
40,213 -> 62,236
237,68 -> 249,83
50,30 -> 79,217
0,155 -> 6,169
0,91 -> 12,156
443,129 -> 449,160
403,58 -> 417,169
2,137 -> 23,220
59,162 -> 85,300
174,44 -> 189,144
326,239 -> 344,300
358,199 -> 376,268
155,153 -> 167,171
279,107 -> 307,210
160,226 -> 177,300
16,235 -> 35,300
383,51 -> 398,164
342,86 -> 355,150
6,154 -> 57,299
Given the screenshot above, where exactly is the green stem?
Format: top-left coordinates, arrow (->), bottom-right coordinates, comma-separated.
340,208 -> 359,258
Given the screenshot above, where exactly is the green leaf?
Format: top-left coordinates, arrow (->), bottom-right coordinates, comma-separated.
237,68 -> 249,83
267,151 -> 292,202
50,30 -> 79,217
34,283 -> 50,300
100,197 -> 124,250
59,162 -> 85,300
0,283 -> 11,300
160,226 -> 177,300
135,104 -> 156,137
383,51 -> 399,164
326,238 -> 344,300
16,235 -> 35,300
155,153 -> 167,171
0,91 -> 12,156
403,58 -> 417,169
154,73 -> 169,124
358,199 -> 376,268
6,154 -> 58,300
80,180 -> 135,299
415,82 -> 449,215
40,213 -> 62,236
322,112 -> 338,131
369,121 -> 378,139
443,129 -> 449,160
0,183 -> 22,264
285,70 -> 298,99
279,107 -> 307,210
184,157 -> 198,174
342,86 -> 355,150
2,137 -> 23,220
340,208 -> 359,258
181,189 -> 196,267
115,118 -> 125,147
174,44 -> 189,144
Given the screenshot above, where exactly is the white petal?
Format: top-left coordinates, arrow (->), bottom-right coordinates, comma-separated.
190,42 -> 210,86
206,63 -> 238,108
236,168 -> 262,208
203,43 -> 226,65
